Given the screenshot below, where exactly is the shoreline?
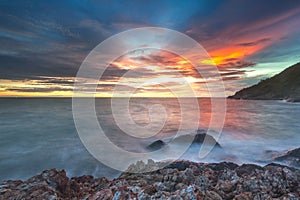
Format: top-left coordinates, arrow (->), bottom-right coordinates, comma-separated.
1,160 -> 300,199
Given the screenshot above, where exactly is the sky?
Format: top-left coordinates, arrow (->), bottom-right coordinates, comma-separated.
0,0 -> 300,97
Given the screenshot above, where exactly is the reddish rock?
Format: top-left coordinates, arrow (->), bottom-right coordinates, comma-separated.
1,160 -> 300,199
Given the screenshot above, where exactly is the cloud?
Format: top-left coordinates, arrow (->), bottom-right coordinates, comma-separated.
237,38 -> 271,47
1,0 -> 300,96
218,61 -> 256,69
5,87 -> 73,93
36,79 -> 75,86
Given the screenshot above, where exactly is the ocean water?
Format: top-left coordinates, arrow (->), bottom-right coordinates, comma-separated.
0,98 -> 299,181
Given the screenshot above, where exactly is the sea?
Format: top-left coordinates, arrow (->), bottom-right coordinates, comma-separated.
0,98 -> 299,181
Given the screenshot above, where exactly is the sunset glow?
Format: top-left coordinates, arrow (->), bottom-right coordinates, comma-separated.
1,1 -> 300,97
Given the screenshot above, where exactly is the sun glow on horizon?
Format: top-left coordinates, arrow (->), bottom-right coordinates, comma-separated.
0,49 -> 225,97
1,1 -> 300,98
1,24 -> 299,98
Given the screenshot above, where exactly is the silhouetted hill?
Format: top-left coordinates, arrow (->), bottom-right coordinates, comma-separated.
228,62 -> 300,102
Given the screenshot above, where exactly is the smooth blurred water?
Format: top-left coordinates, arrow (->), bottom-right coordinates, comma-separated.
0,98 -> 299,181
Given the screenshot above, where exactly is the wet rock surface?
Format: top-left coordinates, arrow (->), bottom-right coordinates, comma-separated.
147,132 -> 221,151
1,160 -> 300,199
146,140 -> 166,151
274,147 -> 300,168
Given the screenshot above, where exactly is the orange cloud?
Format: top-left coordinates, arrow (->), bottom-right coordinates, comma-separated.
202,6 -> 300,68
210,42 -> 264,66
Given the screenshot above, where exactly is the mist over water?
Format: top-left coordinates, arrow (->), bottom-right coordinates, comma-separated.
0,98 -> 299,181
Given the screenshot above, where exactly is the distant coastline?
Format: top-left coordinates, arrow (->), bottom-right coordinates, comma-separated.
228,62 -> 300,102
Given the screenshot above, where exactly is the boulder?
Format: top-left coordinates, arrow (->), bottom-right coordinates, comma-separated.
146,129 -> 221,151
273,147 -> 300,168
146,140 -> 166,151
173,133 -> 221,148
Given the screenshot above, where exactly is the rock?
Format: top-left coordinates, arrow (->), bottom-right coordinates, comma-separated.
189,165 -> 200,176
165,160 -> 193,171
194,176 -> 210,192
93,188 -> 113,200
137,191 -> 150,200
184,168 -> 195,183
0,169 -> 69,199
234,192 -> 252,200
179,185 -> 203,200
168,195 -> 183,200
146,129 -> 221,152
218,180 -> 235,193
155,182 -> 168,191
286,98 -> 300,102
147,140 -> 166,151
193,132 -> 221,148
126,159 -> 160,173
173,133 -> 221,148
175,183 -> 185,190
235,164 -> 263,176
274,147 -> 300,168
205,190 -> 222,200
143,185 -> 157,195
206,162 -> 239,171
1,160 -> 300,199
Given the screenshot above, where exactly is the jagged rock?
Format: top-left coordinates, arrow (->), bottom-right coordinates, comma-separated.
126,159 -> 160,173
93,188 -> 113,200
1,160 -> 300,199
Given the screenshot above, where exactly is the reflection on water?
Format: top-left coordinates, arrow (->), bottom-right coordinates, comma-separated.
0,98 -> 299,181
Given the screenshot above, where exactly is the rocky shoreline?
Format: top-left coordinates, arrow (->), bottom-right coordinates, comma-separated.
1,160 -> 300,200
